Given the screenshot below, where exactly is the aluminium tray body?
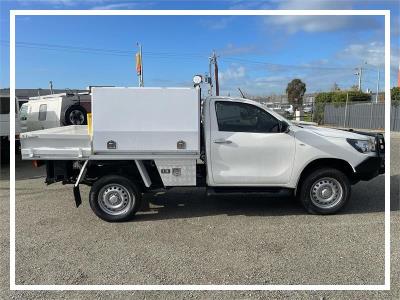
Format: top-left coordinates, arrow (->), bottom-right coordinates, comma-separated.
20,125 -> 200,161
20,125 -> 91,160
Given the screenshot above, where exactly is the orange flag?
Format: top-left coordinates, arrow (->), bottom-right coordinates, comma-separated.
136,52 -> 142,76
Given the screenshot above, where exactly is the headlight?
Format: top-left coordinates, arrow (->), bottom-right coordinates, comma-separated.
347,138 -> 376,153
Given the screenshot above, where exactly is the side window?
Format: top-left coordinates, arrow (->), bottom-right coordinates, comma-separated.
0,97 -> 10,114
38,104 -> 47,121
19,105 -> 28,120
215,101 -> 280,133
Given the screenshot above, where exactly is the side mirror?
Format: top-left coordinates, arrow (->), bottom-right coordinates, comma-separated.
280,121 -> 290,133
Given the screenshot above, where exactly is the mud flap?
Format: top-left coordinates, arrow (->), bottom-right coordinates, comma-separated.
73,185 -> 82,207
73,160 -> 89,208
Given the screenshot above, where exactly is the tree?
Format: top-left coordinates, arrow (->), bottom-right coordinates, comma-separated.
331,82 -> 340,92
350,85 -> 359,91
286,79 -> 306,109
391,87 -> 400,105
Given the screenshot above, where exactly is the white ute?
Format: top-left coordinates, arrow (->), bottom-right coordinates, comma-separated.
20,86 -> 385,221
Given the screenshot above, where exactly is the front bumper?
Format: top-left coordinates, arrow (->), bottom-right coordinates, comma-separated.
355,156 -> 384,181
352,131 -> 385,181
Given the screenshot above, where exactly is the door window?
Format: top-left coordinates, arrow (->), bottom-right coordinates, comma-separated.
215,101 -> 280,133
38,104 -> 47,121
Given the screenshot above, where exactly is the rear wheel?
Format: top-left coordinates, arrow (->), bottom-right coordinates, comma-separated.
64,105 -> 87,125
299,168 -> 350,214
89,175 -> 141,222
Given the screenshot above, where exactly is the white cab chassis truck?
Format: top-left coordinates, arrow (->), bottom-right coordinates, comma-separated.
20,87 -> 385,222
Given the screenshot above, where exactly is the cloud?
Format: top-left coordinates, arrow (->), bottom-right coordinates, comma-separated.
228,0 -> 269,10
265,0 -> 380,33
13,0 -> 80,5
219,64 -> 246,82
91,1 -> 155,10
12,0 -> 151,9
216,39 -> 389,96
267,15 -> 350,33
199,17 -> 234,30
337,41 -> 385,67
91,2 -> 142,10
218,43 -> 258,56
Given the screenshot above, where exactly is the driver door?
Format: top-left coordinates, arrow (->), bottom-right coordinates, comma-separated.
209,100 -> 296,186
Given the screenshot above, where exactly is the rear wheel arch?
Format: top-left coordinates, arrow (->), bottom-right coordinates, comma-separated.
84,160 -> 163,191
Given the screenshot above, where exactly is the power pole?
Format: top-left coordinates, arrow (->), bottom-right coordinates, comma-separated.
209,51 -> 219,96
213,51 -> 219,96
208,54 -> 214,96
354,66 -> 363,92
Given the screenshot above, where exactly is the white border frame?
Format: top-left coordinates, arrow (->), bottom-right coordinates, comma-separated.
9,9 -> 391,291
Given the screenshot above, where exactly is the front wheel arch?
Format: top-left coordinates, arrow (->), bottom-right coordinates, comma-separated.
295,158 -> 355,196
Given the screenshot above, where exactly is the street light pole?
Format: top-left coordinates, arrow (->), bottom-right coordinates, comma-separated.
354,67 -> 362,91
376,69 -> 380,103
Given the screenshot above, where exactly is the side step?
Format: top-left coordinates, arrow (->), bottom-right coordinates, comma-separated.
206,187 -> 294,198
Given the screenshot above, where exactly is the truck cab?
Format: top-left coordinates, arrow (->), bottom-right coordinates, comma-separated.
204,97 -> 383,187
204,97 -> 295,187
20,87 -> 385,222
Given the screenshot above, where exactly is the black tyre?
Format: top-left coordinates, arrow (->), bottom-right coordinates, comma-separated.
298,168 -> 351,214
89,175 -> 141,222
64,105 -> 87,125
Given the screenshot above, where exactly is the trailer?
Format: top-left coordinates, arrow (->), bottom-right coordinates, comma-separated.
20,86 -> 384,222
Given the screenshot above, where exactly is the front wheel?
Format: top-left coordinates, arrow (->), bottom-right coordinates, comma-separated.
299,168 -> 351,214
89,175 -> 141,222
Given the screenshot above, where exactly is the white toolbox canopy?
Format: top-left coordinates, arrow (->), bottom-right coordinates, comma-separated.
92,87 -> 200,156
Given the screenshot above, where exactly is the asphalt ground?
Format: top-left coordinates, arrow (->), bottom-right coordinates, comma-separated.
0,133 -> 399,299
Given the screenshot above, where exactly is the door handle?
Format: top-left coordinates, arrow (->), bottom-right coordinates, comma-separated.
213,139 -> 232,144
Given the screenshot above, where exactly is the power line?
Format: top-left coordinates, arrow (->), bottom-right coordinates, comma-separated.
0,40 -> 362,71
0,40 -> 207,59
221,57 -> 357,71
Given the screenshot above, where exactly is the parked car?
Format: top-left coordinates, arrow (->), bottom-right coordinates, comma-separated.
21,92 -> 91,132
20,86 -> 385,222
303,105 -> 313,113
281,104 -> 294,115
